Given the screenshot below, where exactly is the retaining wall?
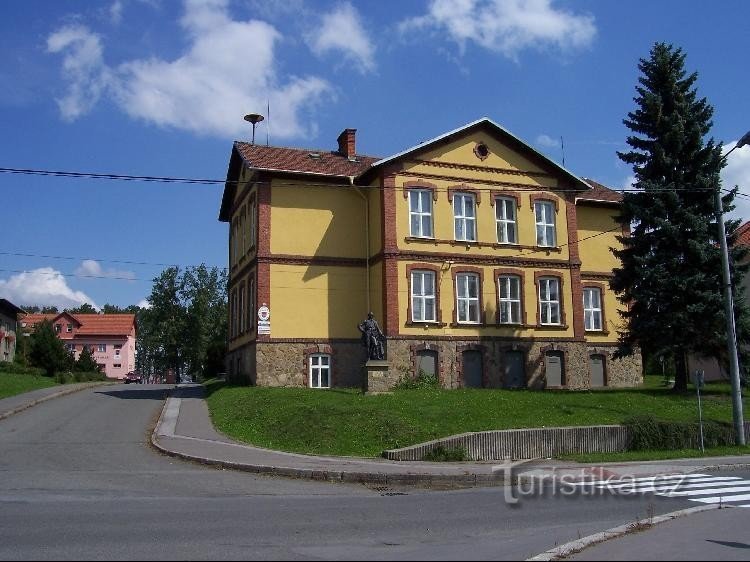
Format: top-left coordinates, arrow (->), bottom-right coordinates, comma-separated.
383,422 -> 750,461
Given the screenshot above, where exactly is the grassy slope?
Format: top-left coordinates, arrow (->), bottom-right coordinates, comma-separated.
205,377 -> 749,458
0,372 -> 58,400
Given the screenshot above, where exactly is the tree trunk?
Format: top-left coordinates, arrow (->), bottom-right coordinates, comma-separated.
673,350 -> 689,392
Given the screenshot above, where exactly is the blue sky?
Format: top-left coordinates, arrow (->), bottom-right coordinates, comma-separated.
1,0 -> 749,311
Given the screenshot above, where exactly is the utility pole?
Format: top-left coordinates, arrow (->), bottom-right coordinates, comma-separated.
717,131 -> 750,446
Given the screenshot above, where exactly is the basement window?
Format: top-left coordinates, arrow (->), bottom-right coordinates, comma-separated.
309,354 -> 331,389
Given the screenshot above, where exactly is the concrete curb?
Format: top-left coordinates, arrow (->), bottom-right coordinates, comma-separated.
0,382 -> 110,422
526,504 -> 724,561
149,395 -> 506,488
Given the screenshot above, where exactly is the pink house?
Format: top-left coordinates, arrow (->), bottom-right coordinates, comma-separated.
22,313 -> 137,380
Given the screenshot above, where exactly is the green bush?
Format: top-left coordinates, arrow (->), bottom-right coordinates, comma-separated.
0,362 -> 45,376
625,415 -> 735,450
394,371 -> 440,390
422,446 -> 467,462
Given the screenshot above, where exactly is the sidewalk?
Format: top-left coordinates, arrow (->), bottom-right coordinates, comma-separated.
151,384 -> 750,489
0,381 -> 109,422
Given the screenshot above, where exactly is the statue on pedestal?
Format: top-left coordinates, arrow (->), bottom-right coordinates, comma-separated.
358,312 -> 385,361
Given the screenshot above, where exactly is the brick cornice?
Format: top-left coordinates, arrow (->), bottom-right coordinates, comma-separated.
399,170 -> 562,191
447,184 -> 482,205
490,191 -> 522,208
529,192 -> 561,212
409,158 -> 554,179
385,250 -> 575,269
402,179 -> 439,201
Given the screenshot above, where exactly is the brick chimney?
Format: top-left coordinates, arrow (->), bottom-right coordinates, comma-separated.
337,128 -> 357,158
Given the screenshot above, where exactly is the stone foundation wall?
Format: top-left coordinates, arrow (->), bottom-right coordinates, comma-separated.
385,338 -> 642,391
231,338 -> 642,391
255,341 -> 365,388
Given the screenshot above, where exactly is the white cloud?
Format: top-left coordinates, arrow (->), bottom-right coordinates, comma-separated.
622,174 -> 636,190
399,0 -> 596,60
47,0 -> 333,139
109,1 -> 124,24
74,260 -> 136,280
46,25 -> 112,121
536,134 -> 560,148
305,3 -> 376,74
137,298 -> 151,309
0,268 -> 99,310
722,142 -> 750,222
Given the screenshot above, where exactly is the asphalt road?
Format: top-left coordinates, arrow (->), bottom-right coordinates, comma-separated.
0,384 -> 706,560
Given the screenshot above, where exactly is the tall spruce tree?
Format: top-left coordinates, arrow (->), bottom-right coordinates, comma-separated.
611,42 -> 749,391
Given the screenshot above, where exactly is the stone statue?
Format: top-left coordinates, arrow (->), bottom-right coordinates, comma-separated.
358,312 -> 385,360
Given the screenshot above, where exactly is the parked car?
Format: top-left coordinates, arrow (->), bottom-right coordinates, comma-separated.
124,371 -> 143,384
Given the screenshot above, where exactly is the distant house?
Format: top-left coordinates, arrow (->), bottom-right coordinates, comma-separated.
0,299 -> 25,363
21,313 -> 137,379
688,220 -> 750,381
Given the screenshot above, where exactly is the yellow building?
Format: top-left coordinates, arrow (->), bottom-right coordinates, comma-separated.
219,118 -> 642,389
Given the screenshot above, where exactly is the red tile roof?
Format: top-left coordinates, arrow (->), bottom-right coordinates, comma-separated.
21,313 -> 136,337
234,142 -> 379,177
579,178 -> 624,204
734,221 -> 750,247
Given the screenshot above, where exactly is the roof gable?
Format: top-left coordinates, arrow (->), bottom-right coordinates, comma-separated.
361,118 -> 591,190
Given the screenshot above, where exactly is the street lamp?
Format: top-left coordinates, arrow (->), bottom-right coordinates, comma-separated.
717,131 -> 750,446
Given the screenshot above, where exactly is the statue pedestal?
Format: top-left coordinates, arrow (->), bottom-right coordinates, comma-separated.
363,360 -> 392,395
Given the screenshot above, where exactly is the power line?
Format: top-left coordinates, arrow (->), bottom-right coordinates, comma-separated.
0,166 -> 738,196
0,251 -> 227,271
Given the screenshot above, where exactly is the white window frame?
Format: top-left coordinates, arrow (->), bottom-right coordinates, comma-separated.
411,270 -> 436,322
498,275 -> 522,324
66,324 -> 73,333
534,201 -> 557,247
309,354 -> 331,389
495,197 -> 518,244
97,344 -> 106,353
456,272 -> 480,324
584,287 -> 603,331
409,190 -> 434,238
539,277 -> 561,325
453,193 -> 477,242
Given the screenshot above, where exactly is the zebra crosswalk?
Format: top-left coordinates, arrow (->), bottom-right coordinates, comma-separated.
572,473 -> 750,507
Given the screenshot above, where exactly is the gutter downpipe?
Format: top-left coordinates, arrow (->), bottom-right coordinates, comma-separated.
351,176 -> 370,314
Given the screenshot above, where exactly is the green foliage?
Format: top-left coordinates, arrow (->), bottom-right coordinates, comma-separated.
611,42 -> 750,392
65,303 -> 98,314
0,371 -> 58,399
422,446 -> 467,462
0,362 -> 44,376
28,320 -> 71,377
74,346 -> 100,373
624,414 -> 735,450
394,370 -> 440,390
137,265 -> 227,382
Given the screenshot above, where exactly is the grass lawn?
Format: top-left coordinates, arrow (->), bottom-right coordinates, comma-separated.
204,376 -> 750,458
562,445 -> 750,463
0,372 -> 58,400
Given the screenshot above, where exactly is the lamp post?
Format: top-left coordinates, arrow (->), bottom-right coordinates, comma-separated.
717,130 -> 750,446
